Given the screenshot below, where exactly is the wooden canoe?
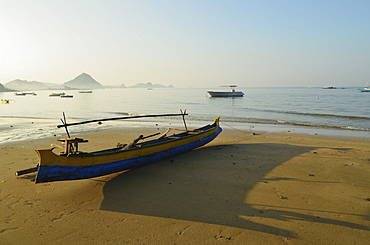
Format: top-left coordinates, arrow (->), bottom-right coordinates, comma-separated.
21,117 -> 221,183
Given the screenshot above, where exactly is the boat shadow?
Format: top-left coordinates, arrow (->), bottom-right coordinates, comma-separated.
100,143 -> 369,238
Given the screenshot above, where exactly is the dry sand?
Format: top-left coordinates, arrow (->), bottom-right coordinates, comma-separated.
1,128 -> 369,244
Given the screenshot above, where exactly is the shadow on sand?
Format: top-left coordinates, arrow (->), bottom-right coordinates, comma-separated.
100,143 -> 369,238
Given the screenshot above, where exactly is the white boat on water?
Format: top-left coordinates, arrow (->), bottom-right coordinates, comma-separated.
207,85 -> 244,97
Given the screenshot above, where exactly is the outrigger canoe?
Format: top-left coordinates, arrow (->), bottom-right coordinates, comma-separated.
16,114 -> 222,183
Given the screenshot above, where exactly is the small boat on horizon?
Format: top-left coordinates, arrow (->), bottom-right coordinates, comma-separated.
16,113 -> 222,183
15,92 -> 37,96
49,92 -> 66,97
60,94 -> 73,98
207,85 -> 244,97
357,82 -> 370,92
78,90 -> 92,93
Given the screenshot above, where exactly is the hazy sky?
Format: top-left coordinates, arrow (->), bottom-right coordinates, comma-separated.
1,0 -> 369,87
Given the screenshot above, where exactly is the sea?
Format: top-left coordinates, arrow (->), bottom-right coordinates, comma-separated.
1,87 -> 369,143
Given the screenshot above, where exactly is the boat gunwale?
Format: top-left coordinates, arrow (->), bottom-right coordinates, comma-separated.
49,118 -> 219,158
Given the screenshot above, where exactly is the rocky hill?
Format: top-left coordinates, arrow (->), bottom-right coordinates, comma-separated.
0,83 -> 15,92
4,79 -> 49,90
130,82 -> 173,88
63,73 -> 103,89
3,74 -> 171,90
3,73 -> 102,90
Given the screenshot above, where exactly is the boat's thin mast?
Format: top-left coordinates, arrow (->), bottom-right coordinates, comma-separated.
180,109 -> 188,131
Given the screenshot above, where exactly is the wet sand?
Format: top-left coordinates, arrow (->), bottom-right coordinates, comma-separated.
1,128 -> 369,244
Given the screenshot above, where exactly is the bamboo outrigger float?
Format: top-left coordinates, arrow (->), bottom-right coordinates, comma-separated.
16,112 -> 222,183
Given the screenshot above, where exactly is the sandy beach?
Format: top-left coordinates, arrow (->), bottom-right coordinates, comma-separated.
1,128 -> 369,244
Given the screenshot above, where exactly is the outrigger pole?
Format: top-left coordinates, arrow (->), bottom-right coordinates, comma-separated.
180,109 -> 188,131
57,113 -> 188,128
60,112 -> 71,138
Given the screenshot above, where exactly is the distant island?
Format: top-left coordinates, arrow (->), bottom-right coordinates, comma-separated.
127,82 -> 173,88
4,73 -> 102,91
0,83 -> 15,92
4,80 -> 52,90
64,73 -> 103,89
1,73 -> 173,91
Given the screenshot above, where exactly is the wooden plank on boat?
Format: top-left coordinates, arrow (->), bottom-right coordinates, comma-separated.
56,138 -> 88,154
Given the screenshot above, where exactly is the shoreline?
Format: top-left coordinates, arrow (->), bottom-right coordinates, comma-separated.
1,117 -> 370,146
1,128 -> 369,244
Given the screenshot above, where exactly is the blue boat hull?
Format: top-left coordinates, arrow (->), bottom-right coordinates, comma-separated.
357,89 -> 370,92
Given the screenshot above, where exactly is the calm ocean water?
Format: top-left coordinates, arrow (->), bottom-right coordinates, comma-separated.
1,87 -> 369,143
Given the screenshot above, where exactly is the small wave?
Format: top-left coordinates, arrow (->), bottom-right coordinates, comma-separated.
257,119 -> 370,131
143,116 -> 370,132
0,115 -> 56,120
281,111 -> 370,120
110,112 -> 130,115
248,108 -> 370,120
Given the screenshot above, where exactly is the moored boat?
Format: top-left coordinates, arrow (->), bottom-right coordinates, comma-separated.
49,92 -> 66,97
357,82 -> 370,92
358,88 -> 370,92
60,94 -> 73,98
15,92 -> 37,96
207,85 -> 244,97
16,113 -> 222,183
